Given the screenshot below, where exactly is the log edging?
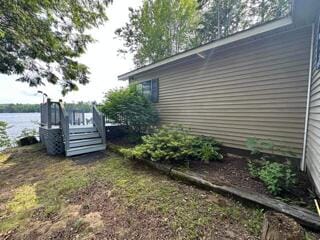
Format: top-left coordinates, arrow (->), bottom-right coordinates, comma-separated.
139,158 -> 320,231
108,144 -> 320,231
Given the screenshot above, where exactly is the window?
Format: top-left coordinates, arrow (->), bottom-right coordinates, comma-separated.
138,79 -> 159,103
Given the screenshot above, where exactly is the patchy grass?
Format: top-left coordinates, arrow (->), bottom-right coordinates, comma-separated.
0,144 -> 267,239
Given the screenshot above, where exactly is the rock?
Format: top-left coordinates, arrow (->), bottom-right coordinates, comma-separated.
261,211 -> 305,240
17,136 -> 38,146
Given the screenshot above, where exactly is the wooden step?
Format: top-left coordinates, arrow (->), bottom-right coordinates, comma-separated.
69,138 -> 102,148
66,144 -> 106,157
69,132 -> 100,140
69,127 -> 97,134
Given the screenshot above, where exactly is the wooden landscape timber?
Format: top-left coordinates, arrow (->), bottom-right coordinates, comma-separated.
134,158 -> 320,231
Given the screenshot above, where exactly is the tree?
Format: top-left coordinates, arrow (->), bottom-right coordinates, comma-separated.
198,0 -> 291,44
115,0 -> 200,67
248,0 -> 290,23
100,85 -> 158,135
197,0 -> 249,43
0,0 -> 112,95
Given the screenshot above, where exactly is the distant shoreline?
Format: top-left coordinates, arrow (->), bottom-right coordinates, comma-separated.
0,111 -> 40,114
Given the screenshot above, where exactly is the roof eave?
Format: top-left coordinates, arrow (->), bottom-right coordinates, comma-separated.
118,16 -> 293,81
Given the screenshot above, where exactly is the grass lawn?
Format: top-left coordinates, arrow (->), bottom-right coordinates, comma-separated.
0,144 -> 268,239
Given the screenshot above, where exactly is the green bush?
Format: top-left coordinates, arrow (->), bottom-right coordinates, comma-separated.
191,136 -> 223,163
246,137 -> 297,195
100,85 -> 158,135
0,121 -> 11,149
248,160 -> 296,195
120,126 -> 223,165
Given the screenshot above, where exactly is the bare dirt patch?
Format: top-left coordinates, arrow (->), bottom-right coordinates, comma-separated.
69,182 -> 174,240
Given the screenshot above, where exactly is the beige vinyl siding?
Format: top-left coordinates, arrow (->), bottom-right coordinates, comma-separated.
134,26 -> 312,155
306,21 -> 320,194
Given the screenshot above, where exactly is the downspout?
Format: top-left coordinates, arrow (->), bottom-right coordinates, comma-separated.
301,24 -> 315,171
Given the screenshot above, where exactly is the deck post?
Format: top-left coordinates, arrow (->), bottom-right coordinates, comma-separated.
47,98 -> 52,129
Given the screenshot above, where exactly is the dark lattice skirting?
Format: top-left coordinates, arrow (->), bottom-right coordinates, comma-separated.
39,127 -> 65,155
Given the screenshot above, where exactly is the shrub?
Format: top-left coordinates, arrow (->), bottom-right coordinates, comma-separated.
0,121 -> 11,149
246,137 -> 297,195
249,160 -> 296,195
16,128 -> 39,147
100,85 -> 158,135
120,126 -> 222,165
191,136 -> 223,163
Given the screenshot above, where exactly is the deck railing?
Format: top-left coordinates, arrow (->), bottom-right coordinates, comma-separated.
93,104 -> 106,144
59,100 -> 69,151
40,99 -> 60,128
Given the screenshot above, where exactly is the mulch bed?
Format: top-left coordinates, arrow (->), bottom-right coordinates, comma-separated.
108,137 -> 316,210
187,154 -> 316,210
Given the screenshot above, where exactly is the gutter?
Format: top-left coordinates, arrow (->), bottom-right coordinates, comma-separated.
301,23 -> 315,171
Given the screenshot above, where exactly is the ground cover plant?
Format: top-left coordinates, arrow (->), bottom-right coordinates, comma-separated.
120,125 -> 223,165
0,144 -> 269,239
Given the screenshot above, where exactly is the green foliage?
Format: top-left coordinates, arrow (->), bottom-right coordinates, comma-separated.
0,0 -> 112,95
100,85 -> 158,134
246,137 -> 297,195
117,0 -> 290,65
115,0 -> 200,66
198,0 -> 290,44
245,137 -> 298,195
197,0 -> 249,43
120,126 -> 222,165
249,161 -> 296,195
0,121 -> 11,149
191,136 -> 223,163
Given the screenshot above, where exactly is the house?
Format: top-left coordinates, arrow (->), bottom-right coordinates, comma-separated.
118,0 -> 320,195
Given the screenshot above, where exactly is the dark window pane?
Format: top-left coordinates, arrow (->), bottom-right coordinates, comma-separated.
151,79 -> 159,103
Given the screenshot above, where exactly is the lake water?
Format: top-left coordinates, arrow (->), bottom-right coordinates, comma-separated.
0,112 -> 93,140
0,113 -> 40,140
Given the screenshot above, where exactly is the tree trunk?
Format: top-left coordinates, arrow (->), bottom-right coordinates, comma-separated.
261,211 -> 305,240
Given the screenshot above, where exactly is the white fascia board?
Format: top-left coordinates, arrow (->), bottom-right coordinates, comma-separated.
118,16 -> 293,80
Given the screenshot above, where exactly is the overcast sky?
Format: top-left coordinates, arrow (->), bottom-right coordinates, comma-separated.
0,0 -> 142,104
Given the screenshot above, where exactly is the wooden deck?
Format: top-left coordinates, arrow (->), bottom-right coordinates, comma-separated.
40,99 -> 108,156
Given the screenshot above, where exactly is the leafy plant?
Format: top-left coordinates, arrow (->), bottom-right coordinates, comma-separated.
247,160 -> 260,178
1,0 -> 112,95
120,126 -> 222,165
115,0 -> 200,67
101,85 -> 159,135
0,121 -> 11,149
191,136 -> 223,163
246,137 -> 297,195
257,161 -> 296,195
